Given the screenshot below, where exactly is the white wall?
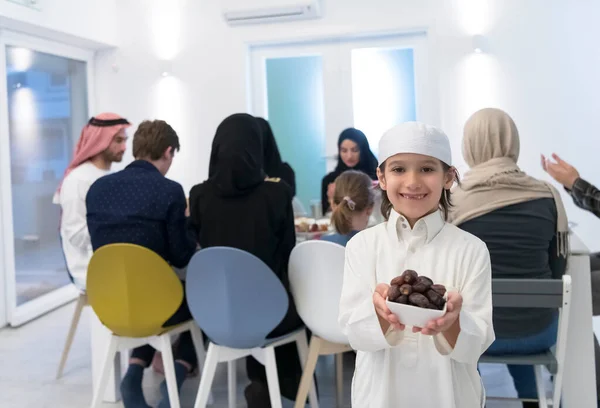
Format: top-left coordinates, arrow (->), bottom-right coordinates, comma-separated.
0,0 -> 118,48
95,0 -> 600,251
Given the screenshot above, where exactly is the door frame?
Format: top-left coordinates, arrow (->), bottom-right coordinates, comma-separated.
249,41 -> 345,171
247,30 -> 437,173
0,29 -> 96,327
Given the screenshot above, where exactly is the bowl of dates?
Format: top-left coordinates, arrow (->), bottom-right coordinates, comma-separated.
385,269 -> 448,328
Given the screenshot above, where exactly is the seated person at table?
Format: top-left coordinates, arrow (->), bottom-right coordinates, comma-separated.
54,113 -> 130,290
188,113 -> 302,408
87,120 -> 197,408
256,117 -> 296,196
321,128 -> 378,215
450,108 -> 568,408
321,170 -> 375,247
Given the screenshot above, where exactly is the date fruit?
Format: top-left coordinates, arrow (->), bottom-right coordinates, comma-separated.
390,276 -> 405,286
408,293 -> 430,308
426,289 -> 445,309
388,285 -> 402,302
431,284 -> 446,297
387,271 -> 447,311
394,295 -> 409,304
401,269 -> 418,284
412,276 -> 433,293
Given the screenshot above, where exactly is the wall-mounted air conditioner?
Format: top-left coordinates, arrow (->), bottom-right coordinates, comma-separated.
223,0 -> 321,26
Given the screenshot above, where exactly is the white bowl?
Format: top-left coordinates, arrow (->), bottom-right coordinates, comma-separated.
386,298 -> 447,328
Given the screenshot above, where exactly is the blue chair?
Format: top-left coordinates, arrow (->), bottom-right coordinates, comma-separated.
186,247 -> 318,408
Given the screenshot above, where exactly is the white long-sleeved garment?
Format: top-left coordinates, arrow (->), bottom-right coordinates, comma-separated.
54,162 -> 109,290
338,209 -> 494,408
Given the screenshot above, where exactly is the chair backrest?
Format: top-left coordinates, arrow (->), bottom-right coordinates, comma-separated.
185,247 -> 289,349
487,275 -> 572,405
491,276 -> 571,309
87,243 -> 184,338
288,240 -> 348,344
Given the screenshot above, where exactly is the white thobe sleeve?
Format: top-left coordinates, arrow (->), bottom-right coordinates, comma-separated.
59,177 -> 92,251
338,235 -> 405,352
434,241 -> 495,363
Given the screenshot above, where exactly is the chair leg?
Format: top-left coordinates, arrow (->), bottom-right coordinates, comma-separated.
194,343 -> 220,408
265,347 -> 283,408
90,335 -> 118,408
160,334 -> 181,408
335,353 -> 344,408
294,336 -> 321,408
190,325 -> 213,405
190,324 -> 207,368
295,332 -> 320,408
534,365 -> 549,408
56,293 -> 86,379
552,366 -> 564,408
228,360 -> 236,408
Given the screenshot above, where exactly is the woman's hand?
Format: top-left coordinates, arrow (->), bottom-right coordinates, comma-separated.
373,283 -> 405,332
541,153 -> 580,189
413,291 -> 462,338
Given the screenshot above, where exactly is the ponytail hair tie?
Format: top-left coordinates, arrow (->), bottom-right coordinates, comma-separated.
343,196 -> 356,211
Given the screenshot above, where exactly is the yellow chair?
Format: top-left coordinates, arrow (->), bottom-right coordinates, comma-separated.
87,243 -> 206,408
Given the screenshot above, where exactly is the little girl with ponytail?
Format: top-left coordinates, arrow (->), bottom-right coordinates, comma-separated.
322,170 -> 375,247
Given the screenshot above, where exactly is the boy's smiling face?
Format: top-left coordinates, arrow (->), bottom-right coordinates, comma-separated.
377,153 -> 454,226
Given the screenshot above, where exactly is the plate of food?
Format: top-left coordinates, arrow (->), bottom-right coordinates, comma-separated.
295,217 -> 331,239
385,269 -> 448,328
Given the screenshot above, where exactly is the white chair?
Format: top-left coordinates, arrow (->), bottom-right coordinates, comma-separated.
480,275 -> 572,408
56,291 -> 88,379
289,240 -> 352,408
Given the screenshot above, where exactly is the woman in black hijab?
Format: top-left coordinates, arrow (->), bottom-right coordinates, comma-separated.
256,117 -> 296,196
321,127 -> 378,214
188,113 -> 303,407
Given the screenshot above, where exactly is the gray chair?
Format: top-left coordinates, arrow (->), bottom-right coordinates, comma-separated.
185,247 -> 318,408
480,275 -> 572,408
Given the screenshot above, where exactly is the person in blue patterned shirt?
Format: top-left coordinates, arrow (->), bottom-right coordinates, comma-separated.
87,120 -> 197,408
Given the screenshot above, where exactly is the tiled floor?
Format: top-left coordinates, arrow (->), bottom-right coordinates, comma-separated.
0,301 -> 559,407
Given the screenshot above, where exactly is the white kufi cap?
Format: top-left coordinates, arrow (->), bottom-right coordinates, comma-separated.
378,122 -> 452,166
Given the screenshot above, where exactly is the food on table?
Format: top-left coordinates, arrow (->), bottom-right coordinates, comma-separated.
294,217 -> 331,233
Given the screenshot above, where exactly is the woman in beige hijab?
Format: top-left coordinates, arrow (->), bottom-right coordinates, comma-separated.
450,108 -> 568,408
